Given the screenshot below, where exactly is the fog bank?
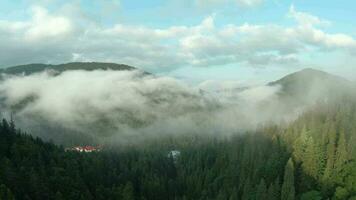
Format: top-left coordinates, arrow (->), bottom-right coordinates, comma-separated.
0,70 -> 305,145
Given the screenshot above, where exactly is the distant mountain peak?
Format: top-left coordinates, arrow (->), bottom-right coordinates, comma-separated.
268,68 -> 351,103
1,62 -> 144,75
269,68 -> 348,86
298,67 -> 325,73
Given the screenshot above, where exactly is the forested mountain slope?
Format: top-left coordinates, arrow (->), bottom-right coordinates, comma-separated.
269,68 -> 352,105
0,62 -> 139,75
1,92 -> 356,199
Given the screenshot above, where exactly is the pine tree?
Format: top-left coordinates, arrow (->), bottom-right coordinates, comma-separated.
216,190 -> 228,200
9,114 -> 15,134
0,184 -> 15,200
267,178 -> 280,200
322,124 -> 337,186
241,178 -> 253,200
54,191 -> 65,200
335,130 -> 348,173
302,137 -> 323,180
122,182 -> 135,200
229,187 -> 238,200
334,186 -> 349,200
293,126 -> 308,162
281,158 -> 295,200
256,179 -> 267,200
300,190 -> 322,200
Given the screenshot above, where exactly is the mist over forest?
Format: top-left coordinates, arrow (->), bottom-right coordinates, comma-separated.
0,67 -> 344,146
1,0 -> 356,199
0,61 -> 355,200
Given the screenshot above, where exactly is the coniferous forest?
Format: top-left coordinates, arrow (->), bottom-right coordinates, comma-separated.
1,0 -> 356,199
1,94 -> 356,200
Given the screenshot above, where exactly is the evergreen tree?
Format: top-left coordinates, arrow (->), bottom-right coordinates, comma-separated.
0,184 -> 15,200
335,130 -> 348,174
256,179 -> 267,200
54,191 -> 65,200
334,186 -> 349,200
300,190 -> 322,200
281,158 -> 295,200
322,124 -> 337,188
267,178 -> 280,200
241,178 -> 253,200
229,188 -> 238,200
302,137 -> 319,178
122,182 -> 135,200
293,126 -> 308,162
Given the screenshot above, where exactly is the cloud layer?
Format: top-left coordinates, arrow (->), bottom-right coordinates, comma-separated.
0,3 -> 355,71
1,66 -> 351,145
0,69 -> 295,145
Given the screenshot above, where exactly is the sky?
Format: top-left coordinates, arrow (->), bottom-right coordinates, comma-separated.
0,0 -> 355,84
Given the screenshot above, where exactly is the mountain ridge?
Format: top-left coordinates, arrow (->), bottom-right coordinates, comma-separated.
0,62 -> 142,75
268,68 -> 350,86
266,68 -> 353,107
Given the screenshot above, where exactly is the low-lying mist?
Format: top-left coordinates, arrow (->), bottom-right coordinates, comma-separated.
0,69 -> 333,145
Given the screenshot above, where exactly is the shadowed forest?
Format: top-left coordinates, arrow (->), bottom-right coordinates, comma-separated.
1,93 -> 356,200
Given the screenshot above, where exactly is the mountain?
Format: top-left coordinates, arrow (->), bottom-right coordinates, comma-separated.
0,62 -> 140,75
268,68 -> 352,104
269,68 -> 350,91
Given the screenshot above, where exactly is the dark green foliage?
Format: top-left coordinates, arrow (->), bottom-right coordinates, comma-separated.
0,118 -> 288,200
300,190 -> 322,200
267,178 -> 280,200
281,158 -> 295,200
256,179 -> 267,200
1,94 -> 356,199
122,182 -> 135,200
0,184 -> 15,200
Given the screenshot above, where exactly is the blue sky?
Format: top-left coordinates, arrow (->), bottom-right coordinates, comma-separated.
0,0 -> 355,84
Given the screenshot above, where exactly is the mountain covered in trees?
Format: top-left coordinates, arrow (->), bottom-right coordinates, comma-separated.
268,68 -> 353,106
0,62 -> 140,75
0,67 -> 356,199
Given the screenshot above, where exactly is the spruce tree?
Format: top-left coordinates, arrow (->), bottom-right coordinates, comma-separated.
256,179 -> 267,200
281,158 -> 295,200
267,178 -> 280,200
241,178 -> 253,200
322,124 -> 337,185
122,182 -> 135,200
0,184 -> 15,200
335,130 -> 348,173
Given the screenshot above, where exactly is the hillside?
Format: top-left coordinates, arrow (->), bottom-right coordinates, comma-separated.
0,62 -> 139,75
213,68 -> 352,104
268,68 -> 352,104
270,68 -> 349,88
1,93 -> 356,199
0,68 -> 356,199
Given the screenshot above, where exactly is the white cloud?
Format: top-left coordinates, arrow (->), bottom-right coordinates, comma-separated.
195,0 -> 264,8
293,26 -> 356,51
25,6 -> 74,41
0,4 -> 355,70
289,5 -> 330,27
0,69 -> 304,143
236,0 -> 264,7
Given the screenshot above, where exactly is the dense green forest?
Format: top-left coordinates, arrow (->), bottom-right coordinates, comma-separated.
1,94 -> 356,200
